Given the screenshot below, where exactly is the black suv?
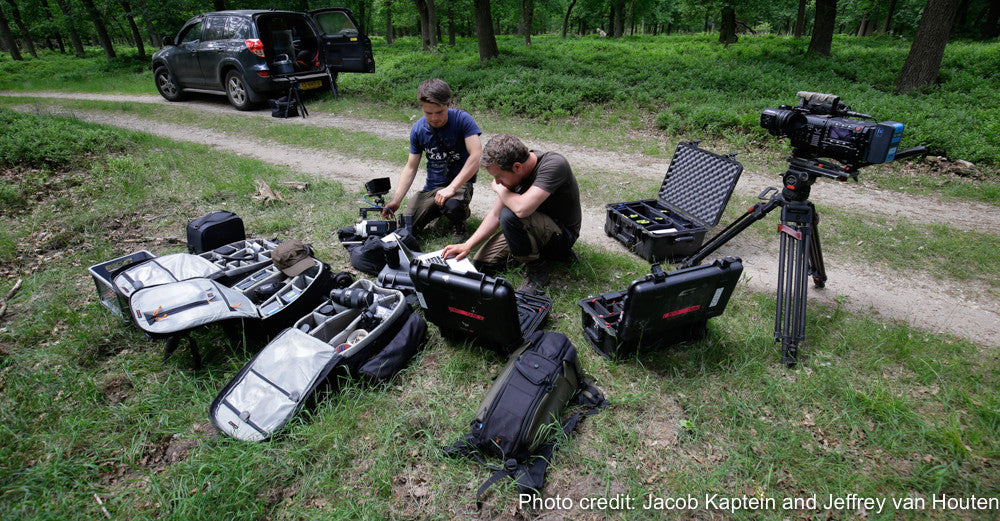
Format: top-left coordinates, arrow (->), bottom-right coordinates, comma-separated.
152,9 -> 374,110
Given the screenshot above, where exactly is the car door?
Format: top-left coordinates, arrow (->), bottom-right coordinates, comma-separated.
309,8 -> 375,73
172,19 -> 207,86
197,16 -> 229,87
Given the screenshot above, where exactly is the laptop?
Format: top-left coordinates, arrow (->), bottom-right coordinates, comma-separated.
408,261 -> 551,355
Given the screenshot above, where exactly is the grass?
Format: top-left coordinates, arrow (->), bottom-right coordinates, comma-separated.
2,107 -> 999,520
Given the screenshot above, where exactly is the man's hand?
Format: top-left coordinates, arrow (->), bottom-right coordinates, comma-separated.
434,185 -> 457,206
380,200 -> 400,220
491,179 -> 509,195
442,242 -> 472,260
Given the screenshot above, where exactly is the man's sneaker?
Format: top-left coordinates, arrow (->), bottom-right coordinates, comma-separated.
452,221 -> 469,243
518,259 -> 551,294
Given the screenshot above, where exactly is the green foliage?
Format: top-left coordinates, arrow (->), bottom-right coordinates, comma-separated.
341,34 -> 1000,165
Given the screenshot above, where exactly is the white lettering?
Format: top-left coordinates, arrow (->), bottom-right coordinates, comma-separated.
519,494 -> 573,510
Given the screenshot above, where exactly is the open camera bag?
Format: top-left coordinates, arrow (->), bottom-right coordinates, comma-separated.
606,141 -> 743,262
443,331 -> 606,506
187,210 -> 246,254
127,258 -> 334,367
110,252 -> 224,302
209,279 -> 426,441
197,238 -> 280,285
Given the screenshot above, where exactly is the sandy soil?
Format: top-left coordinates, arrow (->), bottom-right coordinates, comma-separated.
4,90 -> 998,349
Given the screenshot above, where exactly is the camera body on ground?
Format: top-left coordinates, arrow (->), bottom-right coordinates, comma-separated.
761,91 -> 903,169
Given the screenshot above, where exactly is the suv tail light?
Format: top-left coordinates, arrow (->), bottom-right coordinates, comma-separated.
245,39 -> 265,58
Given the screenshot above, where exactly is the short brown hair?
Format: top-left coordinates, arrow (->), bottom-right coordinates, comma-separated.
417,78 -> 452,106
481,134 -> 530,172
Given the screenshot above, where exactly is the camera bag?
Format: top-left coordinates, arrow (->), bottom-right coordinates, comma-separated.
579,257 -> 743,358
197,238 -> 280,285
605,141 -> 743,262
127,258 -> 335,368
443,331 -> 606,507
338,227 -> 420,276
209,279 -> 426,441
110,253 -> 225,299
187,211 -> 246,254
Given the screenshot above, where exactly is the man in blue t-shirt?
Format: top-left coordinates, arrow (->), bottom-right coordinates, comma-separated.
383,78 -> 482,240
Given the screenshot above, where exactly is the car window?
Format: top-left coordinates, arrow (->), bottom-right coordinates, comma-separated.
202,17 -> 225,41
179,21 -> 203,43
227,17 -> 251,39
314,12 -> 358,37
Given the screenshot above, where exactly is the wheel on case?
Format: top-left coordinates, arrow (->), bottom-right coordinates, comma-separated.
154,65 -> 185,101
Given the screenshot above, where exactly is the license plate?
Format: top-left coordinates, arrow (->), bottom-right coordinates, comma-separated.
299,80 -> 322,91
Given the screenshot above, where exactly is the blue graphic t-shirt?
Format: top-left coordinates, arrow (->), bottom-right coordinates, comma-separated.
409,108 -> 481,190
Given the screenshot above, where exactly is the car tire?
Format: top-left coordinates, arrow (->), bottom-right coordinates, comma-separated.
154,65 -> 185,101
224,70 -> 258,111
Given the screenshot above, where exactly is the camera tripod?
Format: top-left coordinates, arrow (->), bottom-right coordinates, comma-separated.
680,156 -> 849,366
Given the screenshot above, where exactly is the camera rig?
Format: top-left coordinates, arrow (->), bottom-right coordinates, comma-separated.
354,177 -> 399,238
682,92 -> 925,366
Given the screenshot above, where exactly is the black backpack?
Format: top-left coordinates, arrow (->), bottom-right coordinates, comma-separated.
443,331 -> 607,507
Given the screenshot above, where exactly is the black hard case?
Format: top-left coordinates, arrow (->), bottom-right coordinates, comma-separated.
605,141 -> 743,262
187,211 -> 246,254
578,257 -> 743,358
408,263 -> 551,355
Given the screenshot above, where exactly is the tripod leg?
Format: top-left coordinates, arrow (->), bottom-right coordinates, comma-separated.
775,203 -> 814,366
808,211 -> 827,288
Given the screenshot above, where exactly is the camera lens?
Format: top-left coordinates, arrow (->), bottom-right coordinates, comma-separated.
760,108 -> 807,137
329,288 -> 375,308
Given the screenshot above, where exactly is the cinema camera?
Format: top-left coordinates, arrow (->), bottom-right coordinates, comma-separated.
353,177 -> 398,238
761,91 -> 905,178
684,92 -> 925,366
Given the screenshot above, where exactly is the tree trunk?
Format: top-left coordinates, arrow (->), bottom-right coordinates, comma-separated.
561,0 -> 575,37
0,5 -> 22,60
719,5 -> 737,45
120,0 -> 145,57
984,0 -> 1000,39
857,12 -> 869,36
427,0 -> 438,47
415,0 -> 430,50
613,0 -> 625,36
38,0 -> 66,53
807,0 -> 837,56
473,0 -> 498,61
448,5 -> 455,45
385,0 -> 394,44
880,0 -> 900,34
136,0 -> 159,47
80,0 -> 116,59
520,0 -> 533,45
794,0 -> 807,37
4,0 -> 37,57
53,0 -> 84,57
895,0 -> 961,93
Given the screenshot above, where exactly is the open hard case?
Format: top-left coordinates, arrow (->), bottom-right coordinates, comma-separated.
578,257 -> 743,358
605,141 -> 743,262
209,279 -> 425,441
409,262 -> 551,355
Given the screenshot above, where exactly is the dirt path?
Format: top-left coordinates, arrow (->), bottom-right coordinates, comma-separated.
5,91 -> 999,348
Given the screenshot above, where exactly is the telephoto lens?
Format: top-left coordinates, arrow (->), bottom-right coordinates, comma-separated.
329,288 -> 375,309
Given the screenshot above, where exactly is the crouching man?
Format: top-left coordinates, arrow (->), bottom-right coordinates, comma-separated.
442,134 -> 581,293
